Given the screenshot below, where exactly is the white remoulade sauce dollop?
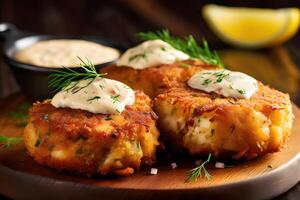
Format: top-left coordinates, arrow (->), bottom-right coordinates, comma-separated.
51,77 -> 135,114
117,39 -> 189,69
188,69 -> 258,99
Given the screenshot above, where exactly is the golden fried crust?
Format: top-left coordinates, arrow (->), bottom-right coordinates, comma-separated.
100,59 -> 216,98
24,91 -> 160,176
154,83 -> 294,159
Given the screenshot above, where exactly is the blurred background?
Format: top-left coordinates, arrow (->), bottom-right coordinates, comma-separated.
0,0 -> 299,103
0,0 -> 299,45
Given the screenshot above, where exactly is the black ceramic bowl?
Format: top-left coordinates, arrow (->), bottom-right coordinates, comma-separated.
0,23 -> 126,100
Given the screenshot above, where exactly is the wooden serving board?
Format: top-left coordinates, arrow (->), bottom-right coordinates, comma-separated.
0,94 -> 299,200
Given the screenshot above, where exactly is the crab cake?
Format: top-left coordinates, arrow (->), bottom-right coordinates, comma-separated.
100,59 -> 216,98
24,91 -> 159,176
154,83 -> 293,160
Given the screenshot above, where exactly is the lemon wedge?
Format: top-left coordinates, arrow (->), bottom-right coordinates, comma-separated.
202,4 -> 300,48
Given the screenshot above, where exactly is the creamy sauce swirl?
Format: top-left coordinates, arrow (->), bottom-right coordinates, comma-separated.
51,77 -> 135,114
188,69 -> 258,99
117,39 -> 189,69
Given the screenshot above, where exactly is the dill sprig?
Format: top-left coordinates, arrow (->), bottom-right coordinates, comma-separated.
0,136 -> 23,148
186,153 -> 212,182
137,30 -> 224,67
48,57 -> 107,93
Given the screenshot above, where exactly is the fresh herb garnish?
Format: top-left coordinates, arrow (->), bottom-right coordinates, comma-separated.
137,30 -> 224,67
136,142 -> 142,151
129,53 -> 147,62
87,96 -> 101,102
105,116 -> 112,121
202,79 -> 212,85
35,138 -> 42,147
0,136 -> 23,148
111,95 -> 120,104
99,84 -> 105,89
115,109 -> 121,113
237,89 -> 246,95
49,57 -> 107,93
10,102 -> 30,127
186,153 -> 212,182
213,70 -> 229,83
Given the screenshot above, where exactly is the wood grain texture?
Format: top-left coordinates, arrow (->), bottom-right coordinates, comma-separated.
0,95 -> 299,200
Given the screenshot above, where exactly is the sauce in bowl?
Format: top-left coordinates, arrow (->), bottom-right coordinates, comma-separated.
14,39 -> 120,68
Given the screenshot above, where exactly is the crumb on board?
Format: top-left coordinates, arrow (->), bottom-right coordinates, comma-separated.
170,162 -> 177,169
150,168 -> 158,175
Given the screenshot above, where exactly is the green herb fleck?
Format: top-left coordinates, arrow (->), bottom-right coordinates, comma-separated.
136,142 -> 142,151
111,95 -> 120,104
186,153 -> 212,182
128,53 -> 147,62
202,79 -> 212,85
237,89 -> 246,95
213,70 -> 229,83
105,116 -> 112,121
35,138 -> 42,147
87,96 -> 101,103
99,84 -> 105,89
